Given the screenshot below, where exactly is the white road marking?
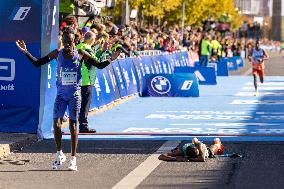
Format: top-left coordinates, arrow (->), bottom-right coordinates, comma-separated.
256,112 -> 284,115
231,100 -> 284,105
111,141 -> 181,189
123,128 -> 284,134
242,86 -> 284,90
235,92 -> 284,96
169,123 -> 280,127
245,82 -> 284,86
155,111 -> 246,115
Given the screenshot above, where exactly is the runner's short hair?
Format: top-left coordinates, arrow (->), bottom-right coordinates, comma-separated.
63,26 -> 75,35
186,145 -> 199,158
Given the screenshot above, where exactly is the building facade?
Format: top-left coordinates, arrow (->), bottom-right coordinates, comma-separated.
235,0 -> 284,41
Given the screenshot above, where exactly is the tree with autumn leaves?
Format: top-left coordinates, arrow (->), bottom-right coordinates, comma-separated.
103,0 -> 242,30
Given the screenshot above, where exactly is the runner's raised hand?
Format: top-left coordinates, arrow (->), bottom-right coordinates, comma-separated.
16,40 -> 27,53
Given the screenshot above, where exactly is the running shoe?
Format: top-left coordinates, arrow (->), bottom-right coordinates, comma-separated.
79,126 -> 96,133
68,156 -> 77,171
253,90 -> 259,96
52,152 -> 66,170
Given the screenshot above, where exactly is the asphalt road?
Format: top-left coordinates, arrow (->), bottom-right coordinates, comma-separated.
1,53 -> 284,189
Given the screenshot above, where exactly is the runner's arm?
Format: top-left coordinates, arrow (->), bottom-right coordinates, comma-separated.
263,49 -> 269,60
16,40 -> 58,67
78,49 -> 111,69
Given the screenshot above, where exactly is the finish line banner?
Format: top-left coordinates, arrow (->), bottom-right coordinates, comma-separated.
141,73 -> 199,97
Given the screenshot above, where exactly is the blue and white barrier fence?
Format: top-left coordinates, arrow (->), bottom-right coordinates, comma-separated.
0,1 -> 244,136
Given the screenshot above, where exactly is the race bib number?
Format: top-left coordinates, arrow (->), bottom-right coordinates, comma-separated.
62,71 -> 77,85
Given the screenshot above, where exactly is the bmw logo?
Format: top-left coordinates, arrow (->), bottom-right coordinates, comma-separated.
151,76 -> 171,94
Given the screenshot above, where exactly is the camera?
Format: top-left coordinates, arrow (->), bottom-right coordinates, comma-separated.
72,0 -> 116,16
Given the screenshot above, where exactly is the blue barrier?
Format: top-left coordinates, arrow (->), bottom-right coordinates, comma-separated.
111,60 -> 128,98
143,56 -> 156,74
234,56 -> 245,68
151,55 -> 173,74
91,67 -> 115,107
174,66 -> 217,85
118,58 -> 139,96
173,53 -> 182,67
132,58 -> 145,93
0,0 -> 59,135
164,54 -> 175,73
159,55 -> 172,74
215,59 -> 229,76
178,51 -> 191,67
141,73 -> 199,97
226,57 -> 239,71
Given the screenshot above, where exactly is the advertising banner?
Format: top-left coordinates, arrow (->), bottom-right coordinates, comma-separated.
164,54 -> 175,72
141,73 -> 199,97
174,66 -> 217,85
151,55 -> 164,74
143,56 -> 156,74
118,58 -> 139,95
0,0 -> 44,133
39,0 -> 59,138
179,51 -> 191,67
158,55 -> 172,74
111,60 -> 127,97
131,58 -> 145,93
90,65 -> 121,110
216,59 -> 229,76
234,56 -> 245,68
225,57 -> 238,71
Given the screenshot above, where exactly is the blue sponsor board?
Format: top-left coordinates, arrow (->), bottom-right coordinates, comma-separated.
179,51 -> 190,67
111,60 -> 127,97
225,57 -> 238,71
118,58 -> 139,95
0,0 -> 41,43
0,43 -> 41,133
131,58 -> 145,93
141,73 -> 199,97
172,53 -> 181,67
93,66 -> 117,107
158,55 -> 172,74
174,66 -> 217,85
216,59 -> 229,76
108,65 -> 121,101
234,56 -> 245,68
0,0 -> 56,134
143,56 -> 156,74
39,0 -> 59,138
151,55 -> 165,74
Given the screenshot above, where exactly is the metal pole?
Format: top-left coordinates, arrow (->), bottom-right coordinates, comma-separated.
125,0 -> 130,25
181,0 -> 185,37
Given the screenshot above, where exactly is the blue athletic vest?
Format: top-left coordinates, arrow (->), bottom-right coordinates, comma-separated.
56,49 -> 82,95
252,48 -> 264,64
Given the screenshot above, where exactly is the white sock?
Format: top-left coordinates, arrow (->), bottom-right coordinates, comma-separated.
57,150 -> 63,155
71,156 -> 76,162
